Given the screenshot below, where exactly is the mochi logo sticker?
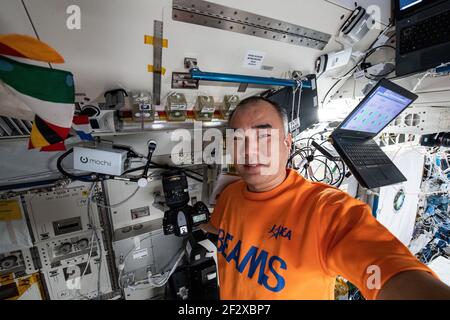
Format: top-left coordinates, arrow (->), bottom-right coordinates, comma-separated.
80,156 -> 88,164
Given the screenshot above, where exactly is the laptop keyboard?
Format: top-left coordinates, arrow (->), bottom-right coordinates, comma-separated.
400,10 -> 450,55
341,143 -> 392,167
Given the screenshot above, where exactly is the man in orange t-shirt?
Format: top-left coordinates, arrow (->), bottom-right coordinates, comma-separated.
202,96 -> 450,300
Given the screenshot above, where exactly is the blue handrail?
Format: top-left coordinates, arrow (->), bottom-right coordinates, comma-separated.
190,68 -> 311,89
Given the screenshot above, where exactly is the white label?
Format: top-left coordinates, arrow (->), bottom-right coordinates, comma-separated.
206,272 -> 217,281
329,48 -> 352,70
180,226 -> 188,235
289,118 -> 301,131
133,248 -> 148,260
170,104 -> 187,111
243,50 -> 266,70
139,104 -> 151,111
201,107 -> 215,113
73,146 -> 125,176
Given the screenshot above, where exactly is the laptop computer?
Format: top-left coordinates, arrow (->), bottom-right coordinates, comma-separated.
395,0 -> 450,76
330,79 -> 418,189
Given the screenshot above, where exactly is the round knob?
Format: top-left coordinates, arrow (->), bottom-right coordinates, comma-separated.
137,178 -> 148,188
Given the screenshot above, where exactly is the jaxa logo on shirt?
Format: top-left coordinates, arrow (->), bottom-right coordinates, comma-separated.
217,229 -> 287,293
268,224 -> 292,240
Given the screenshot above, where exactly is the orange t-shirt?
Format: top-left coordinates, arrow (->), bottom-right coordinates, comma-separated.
210,169 -> 434,300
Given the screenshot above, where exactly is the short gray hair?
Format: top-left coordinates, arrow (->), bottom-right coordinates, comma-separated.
228,96 -> 289,136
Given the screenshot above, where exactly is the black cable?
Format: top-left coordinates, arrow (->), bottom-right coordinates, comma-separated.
309,158 -> 333,183
320,22 -> 394,106
364,63 -> 396,80
331,159 -> 345,187
288,150 -> 305,169
122,165 -> 146,175
184,173 -> 203,183
92,214 -> 102,299
361,45 -> 396,67
386,33 -> 396,44
294,148 -> 308,159
56,149 -> 101,182
312,155 -> 343,185
21,0 -> 52,69
123,161 -> 204,183
289,148 -> 312,165
57,143 -> 204,184
295,137 -> 316,143
143,141 -> 156,178
307,133 -> 326,155
320,66 -> 357,107
361,45 -> 396,79
301,147 -> 315,155
336,161 -> 346,188
324,158 -> 334,184
321,44 -> 395,105
364,68 -> 395,80
183,168 -> 204,178
111,145 -> 142,159
313,155 -> 339,185
295,134 -> 346,186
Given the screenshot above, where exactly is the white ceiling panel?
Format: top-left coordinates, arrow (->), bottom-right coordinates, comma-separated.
1,0 -> 350,104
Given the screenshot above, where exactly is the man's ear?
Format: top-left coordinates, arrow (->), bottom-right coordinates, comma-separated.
284,133 -> 292,149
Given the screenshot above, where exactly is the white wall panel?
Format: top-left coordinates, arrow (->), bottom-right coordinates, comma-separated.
1,0 -> 350,103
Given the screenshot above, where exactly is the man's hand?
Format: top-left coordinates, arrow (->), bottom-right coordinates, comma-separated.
377,270 -> 450,300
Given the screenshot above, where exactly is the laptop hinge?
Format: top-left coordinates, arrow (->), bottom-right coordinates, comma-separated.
337,134 -> 371,140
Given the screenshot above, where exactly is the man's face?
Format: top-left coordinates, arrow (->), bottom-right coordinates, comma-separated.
229,101 -> 292,190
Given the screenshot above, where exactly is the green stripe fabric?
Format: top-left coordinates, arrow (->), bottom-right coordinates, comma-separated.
0,55 -> 74,104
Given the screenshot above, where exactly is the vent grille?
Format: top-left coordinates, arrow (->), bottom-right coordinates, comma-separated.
0,116 -> 32,138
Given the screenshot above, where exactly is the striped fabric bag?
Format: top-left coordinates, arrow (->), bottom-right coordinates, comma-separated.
0,55 -> 75,150
0,34 -> 75,151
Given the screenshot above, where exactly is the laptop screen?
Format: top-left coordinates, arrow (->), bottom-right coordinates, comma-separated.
399,0 -> 423,10
340,86 -> 413,134
395,0 -> 446,19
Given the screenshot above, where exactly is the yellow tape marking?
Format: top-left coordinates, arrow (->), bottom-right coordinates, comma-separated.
0,200 -> 22,221
144,35 -> 168,48
147,65 -> 166,75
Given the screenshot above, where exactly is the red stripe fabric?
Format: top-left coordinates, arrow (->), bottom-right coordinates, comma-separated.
27,139 -> 34,150
0,43 -> 26,58
40,141 -> 66,152
28,117 -> 71,151
73,115 -> 89,125
45,120 -> 71,139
